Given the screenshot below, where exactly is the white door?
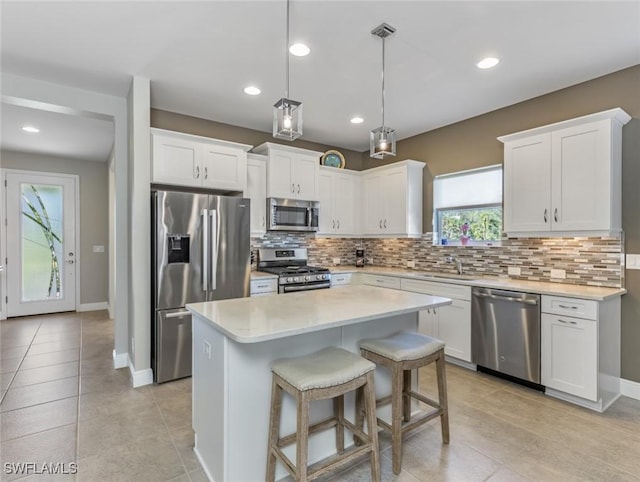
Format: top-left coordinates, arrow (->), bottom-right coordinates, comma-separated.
5,171 -> 77,317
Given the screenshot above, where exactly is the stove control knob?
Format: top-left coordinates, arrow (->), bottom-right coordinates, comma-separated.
293,277 -> 299,282
287,277 -> 293,283
305,276 -> 311,281
316,275 -> 322,280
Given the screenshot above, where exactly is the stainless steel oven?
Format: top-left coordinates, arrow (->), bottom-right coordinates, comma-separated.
257,248 -> 331,293
267,198 -> 319,232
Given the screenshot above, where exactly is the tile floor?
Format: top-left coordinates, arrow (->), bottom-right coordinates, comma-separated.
1,310 -> 639,481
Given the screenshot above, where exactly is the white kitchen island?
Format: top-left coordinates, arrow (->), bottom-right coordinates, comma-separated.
186,285 -> 451,482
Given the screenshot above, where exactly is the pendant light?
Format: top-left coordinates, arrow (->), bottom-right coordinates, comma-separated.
370,23 -> 396,158
273,0 -> 303,141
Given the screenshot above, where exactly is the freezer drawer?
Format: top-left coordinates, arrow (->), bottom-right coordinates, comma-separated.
155,309 -> 192,383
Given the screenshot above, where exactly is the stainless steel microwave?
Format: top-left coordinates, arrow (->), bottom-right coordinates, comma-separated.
267,197 -> 319,232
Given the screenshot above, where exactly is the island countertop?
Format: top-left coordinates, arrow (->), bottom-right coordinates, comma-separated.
186,284 -> 451,343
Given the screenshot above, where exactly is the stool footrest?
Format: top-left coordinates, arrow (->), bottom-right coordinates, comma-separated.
278,416 -> 338,447
408,390 -> 440,410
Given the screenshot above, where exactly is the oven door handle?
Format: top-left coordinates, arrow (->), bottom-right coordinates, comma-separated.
474,292 -> 538,305
282,283 -> 331,293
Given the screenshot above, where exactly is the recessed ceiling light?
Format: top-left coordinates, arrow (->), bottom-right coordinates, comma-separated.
243,86 -> 261,96
477,57 -> 500,69
350,116 -> 364,124
289,43 -> 310,57
22,126 -> 40,133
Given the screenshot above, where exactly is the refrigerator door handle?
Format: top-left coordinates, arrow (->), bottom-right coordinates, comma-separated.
210,210 -> 218,291
202,208 -> 209,291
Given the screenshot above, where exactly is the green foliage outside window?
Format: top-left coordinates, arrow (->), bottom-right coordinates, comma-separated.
438,206 -> 502,243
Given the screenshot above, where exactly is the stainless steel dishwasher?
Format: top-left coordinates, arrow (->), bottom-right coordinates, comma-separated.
471,287 -> 541,384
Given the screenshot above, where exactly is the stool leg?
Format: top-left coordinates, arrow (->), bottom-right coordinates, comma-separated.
334,395 -> 345,454
266,378 -> 283,482
364,371 -> 381,482
296,391 -> 310,482
391,363 -> 404,475
402,369 -> 412,422
436,350 -> 450,444
354,385 -> 364,446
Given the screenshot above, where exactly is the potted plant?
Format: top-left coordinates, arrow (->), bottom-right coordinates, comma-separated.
460,222 -> 470,246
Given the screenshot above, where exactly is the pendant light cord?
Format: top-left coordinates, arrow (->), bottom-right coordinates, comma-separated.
285,0 -> 290,98
381,35 -> 385,129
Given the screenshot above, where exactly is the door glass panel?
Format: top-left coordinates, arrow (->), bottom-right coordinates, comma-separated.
20,183 -> 64,302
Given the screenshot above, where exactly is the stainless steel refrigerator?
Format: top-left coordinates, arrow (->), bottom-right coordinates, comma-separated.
151,189 -> 250,383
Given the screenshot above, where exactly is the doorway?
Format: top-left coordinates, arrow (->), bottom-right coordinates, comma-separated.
4,170 -> 79,317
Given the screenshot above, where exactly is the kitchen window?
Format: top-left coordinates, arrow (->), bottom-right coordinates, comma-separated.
433,165 -> 502,246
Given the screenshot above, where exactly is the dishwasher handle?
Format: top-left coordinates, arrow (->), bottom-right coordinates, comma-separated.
474,291 -> 538,305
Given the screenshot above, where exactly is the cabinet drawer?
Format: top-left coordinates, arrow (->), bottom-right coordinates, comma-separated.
542,296 -> 597,320
361,274 -> 401,290
331,273 -> 352,286
250,278 -> 278,295
401,278 -> 471,301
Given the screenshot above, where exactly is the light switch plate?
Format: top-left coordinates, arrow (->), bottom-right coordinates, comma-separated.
332,257 -> 341,265
627,254 -> 640,270
508,267 -> 521,276
550,269 -> 566,279
407,260 -> 416,268
93,245 -> 104,253
202,340 -> 212,359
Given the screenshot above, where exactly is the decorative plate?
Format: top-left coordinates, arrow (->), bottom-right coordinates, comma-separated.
321,150 -> 346,169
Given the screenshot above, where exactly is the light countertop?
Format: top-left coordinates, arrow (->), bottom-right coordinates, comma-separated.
250,271 -> 278,280
328,266 -> 625,301
186,285 -> 450,343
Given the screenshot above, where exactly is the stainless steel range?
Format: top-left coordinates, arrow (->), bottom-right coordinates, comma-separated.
257,248 -> 331,294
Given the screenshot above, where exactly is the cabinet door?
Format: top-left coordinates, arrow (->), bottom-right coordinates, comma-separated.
418,309 -> 438,337
317,170 -> 334,234
292,154 -> 319,201
503,134 -> 551,233
541,313 -> 597,400
333,173 -> 357,234
267,151 -> 295,198
551,120 -> 611,231
436,299 -> 471,362
382,167 -> 406,234
201,143 -> 247,191
152,135 -> 200,187
247,158 -> 267,235
362,173 -> 385,234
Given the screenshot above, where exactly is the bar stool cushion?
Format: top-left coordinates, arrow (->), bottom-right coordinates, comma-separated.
272,347 -> 375,391
359,331 -> 445,362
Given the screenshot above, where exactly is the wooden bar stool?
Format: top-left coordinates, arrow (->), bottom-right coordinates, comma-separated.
266,347 -> 381,482
358,330 -> 449,475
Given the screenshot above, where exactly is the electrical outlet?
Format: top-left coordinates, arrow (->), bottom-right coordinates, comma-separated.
627,254 -> 640,270
131,337 -> 135,355
93,245 -> 105,253
407,260 -> 416,268
332,257 -> 341,265
202,340 -> 212,359
508,267 -> 521,276
550,269 -> 566,279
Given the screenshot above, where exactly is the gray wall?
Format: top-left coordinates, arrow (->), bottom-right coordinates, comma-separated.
366,65 -> 640,382
1,150 -> 109,305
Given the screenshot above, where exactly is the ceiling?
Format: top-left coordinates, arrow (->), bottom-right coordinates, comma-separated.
1,1 -> 639,161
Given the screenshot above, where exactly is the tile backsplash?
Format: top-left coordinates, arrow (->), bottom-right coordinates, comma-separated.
252,233 -> 623,288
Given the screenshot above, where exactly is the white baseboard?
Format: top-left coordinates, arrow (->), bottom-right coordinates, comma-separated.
128,357 -> 153,387
78,301 -> 108,312
621,378 -> 640,400
112,350 -> 128,369
107,302 -> 114,320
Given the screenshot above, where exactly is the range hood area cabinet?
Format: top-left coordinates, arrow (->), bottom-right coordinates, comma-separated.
499,108 -> 630,237
247,153 -> 267,236
361,160 -> 425,237
252,142 -> 322,202
151,128 -> 252,192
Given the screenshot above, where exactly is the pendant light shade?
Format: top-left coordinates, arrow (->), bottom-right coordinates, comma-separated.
273,0 -> 303,141
370,23 -> 396,159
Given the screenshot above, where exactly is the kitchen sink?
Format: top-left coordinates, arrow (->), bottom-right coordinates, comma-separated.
415,272 -> 479,281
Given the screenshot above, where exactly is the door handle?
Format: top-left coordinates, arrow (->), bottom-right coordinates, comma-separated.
166,310 -> 191,319
204,166 -> 208,180
554,208 -> 558,222
384,219 -> 387,229
196,166 -> 200,179
379,220 -> 383,229
210,210 -> 218,291
0,265 -> 4,272
291,183 -> 295,193
473,292 -> 538,305
202,209 -> 209,291
544,209 -> 548,223
262,216 -> 265,228
66,260 -> 74,264
557,318 -> 577,325
332,220 -> 335,229
297,184 -> 300,194
336,220 -> 340,229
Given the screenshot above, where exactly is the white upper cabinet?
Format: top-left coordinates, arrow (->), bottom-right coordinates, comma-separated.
361,160 -> 425,237
499,108 -> 630,236
252,143 -> 322,201
317,167 -> 359,236
151,128 -> 251,192
247,154 -> 267,236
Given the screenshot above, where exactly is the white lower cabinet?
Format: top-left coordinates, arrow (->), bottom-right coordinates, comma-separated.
401,279 -> 472,362
541,313 -> 597,400
540,294 -> 620,411
361,274 -> 401,290
330,272 -> 352,287
250,278 -> 277,296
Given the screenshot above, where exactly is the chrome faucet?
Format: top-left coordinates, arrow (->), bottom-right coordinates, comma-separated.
446,255 -> 463,275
